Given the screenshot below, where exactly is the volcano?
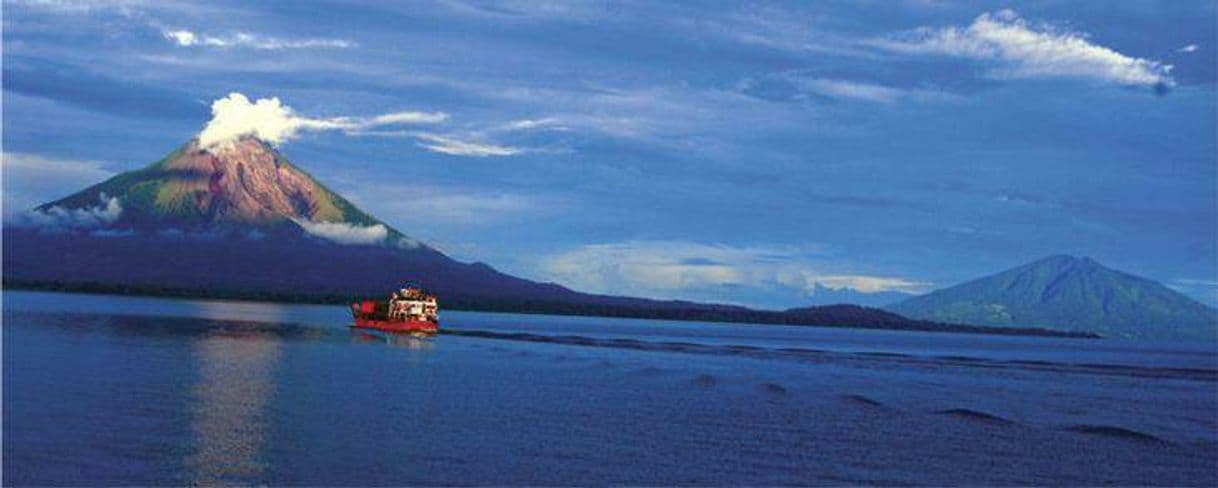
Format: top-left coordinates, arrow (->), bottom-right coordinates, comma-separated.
4,136 -> 602,305
39,136 -> 397,239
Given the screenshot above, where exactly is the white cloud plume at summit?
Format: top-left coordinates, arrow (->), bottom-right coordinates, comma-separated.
874,10 -> 1174,88
197,92 -> 448,148
196,93 -> 526,157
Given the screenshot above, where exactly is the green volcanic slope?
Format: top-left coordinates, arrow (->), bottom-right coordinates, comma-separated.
42,136 -> 399,238
887,255 -> 1218,340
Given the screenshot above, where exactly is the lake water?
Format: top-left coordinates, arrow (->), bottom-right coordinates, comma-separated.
4,290 -> 1216,485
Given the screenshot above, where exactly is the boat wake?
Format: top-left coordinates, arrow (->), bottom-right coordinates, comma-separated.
442,328 -> 1218,382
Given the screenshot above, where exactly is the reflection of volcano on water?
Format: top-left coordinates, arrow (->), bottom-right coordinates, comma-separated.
185,330 -> 281,485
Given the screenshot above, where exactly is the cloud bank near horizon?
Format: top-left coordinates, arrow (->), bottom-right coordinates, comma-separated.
541,240 -> 929,306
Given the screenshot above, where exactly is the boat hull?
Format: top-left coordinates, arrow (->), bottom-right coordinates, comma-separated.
352,317 -> 438,334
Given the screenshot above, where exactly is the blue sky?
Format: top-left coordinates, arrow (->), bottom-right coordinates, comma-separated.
3,0 -> 1216,308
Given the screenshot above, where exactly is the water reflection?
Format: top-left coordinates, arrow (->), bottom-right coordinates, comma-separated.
184,300 -> 291,325
185,330 -> 282,485
350,329 -> 436,351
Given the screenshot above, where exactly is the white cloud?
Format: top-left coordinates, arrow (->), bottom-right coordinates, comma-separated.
802,275 -> 927,294
331,181 -> 547,234
15,194 -> 123,230
163,29 -> 198,46
678,6 -> 877,59
396,237 -> 422,249
392,190 -> 534,222
1,152 -> 115,216
330,125 -> 532,158
197,92 -> 447,148
540,240 -> 927,303
199,93 -> 312,147
498,118 -> 568,131
413,133 -> 522,157
1178,44 -> 1198,53
90,228 -> 135,237
291,218 -> 388,245
767,76 -> 958,104
8,0 -> 149,14
162,29 -> 354,50
773,268 -> 929,295
369,112 -> 450,125
436,0 -> 610,21
542,241 -> 745,295
874,10 -> 1174,88
802,78 -> 907,103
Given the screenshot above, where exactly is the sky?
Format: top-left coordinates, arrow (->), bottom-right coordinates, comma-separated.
2,0 -> 1216,309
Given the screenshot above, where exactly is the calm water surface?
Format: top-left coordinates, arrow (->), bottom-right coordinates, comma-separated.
4,291 -> 1216,485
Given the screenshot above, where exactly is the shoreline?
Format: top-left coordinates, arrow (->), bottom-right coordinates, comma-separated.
3,280 -> 1099,339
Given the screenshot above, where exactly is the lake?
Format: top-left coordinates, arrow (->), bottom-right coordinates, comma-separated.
3,290 -> 1216,485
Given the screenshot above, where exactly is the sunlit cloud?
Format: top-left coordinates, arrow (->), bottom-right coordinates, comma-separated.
162,29 -> 354,50
873,10 -> 1174,89
799,275 -> 928,294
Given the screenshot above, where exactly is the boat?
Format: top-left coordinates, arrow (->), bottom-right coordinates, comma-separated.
350,285 -> 439,334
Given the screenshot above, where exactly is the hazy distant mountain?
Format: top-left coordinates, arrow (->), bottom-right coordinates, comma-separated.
802,283 -> 914,307
887,255 -> 1218,340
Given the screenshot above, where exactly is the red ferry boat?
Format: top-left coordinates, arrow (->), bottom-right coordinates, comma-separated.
350,285 -> 439,334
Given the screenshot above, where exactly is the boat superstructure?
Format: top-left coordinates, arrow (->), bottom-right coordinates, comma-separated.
350,285 -> 439,334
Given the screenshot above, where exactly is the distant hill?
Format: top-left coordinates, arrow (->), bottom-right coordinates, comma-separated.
887,255 -> 1218,340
